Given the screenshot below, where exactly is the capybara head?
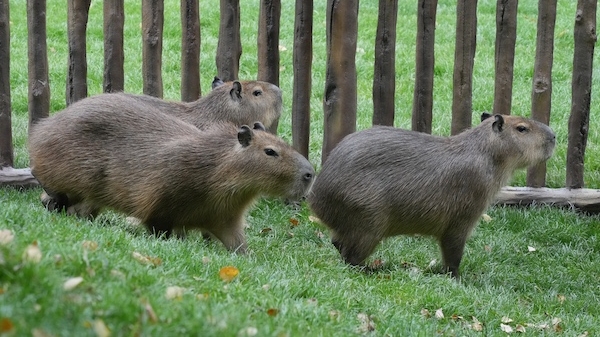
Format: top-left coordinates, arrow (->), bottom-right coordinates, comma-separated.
201,77 -> 283,132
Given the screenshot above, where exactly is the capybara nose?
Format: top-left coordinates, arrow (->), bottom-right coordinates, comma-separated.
304,172 -> 314,182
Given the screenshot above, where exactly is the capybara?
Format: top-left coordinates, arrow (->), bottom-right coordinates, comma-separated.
29,94 -> 314,253
113,77 -> 282,132
308,113 -> 555,277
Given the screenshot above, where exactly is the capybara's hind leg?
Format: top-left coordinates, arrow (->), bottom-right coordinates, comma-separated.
332,232 -> 380,267
210,226 -> 248,254
145,217 -> 173,239
439,231 -> 468,278
40,190 -> 70,212
66,201 -> 100,220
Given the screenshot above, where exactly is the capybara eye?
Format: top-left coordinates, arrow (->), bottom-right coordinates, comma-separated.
264,148 -> 278,157
253,90 -> 262,97
516,125 -> 529,133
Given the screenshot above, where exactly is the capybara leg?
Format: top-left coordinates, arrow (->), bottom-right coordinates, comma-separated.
144,218 -> 173,239
439,232 -> 468,278
66,201 -> 100,220
211,227 -> 247,254
40,190 -> 70,212
332,232 -> 380,267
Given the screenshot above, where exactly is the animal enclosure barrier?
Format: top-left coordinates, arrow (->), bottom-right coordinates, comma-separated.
0,0 -> 598,211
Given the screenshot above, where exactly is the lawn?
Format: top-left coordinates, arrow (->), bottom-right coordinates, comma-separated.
1,0 -> 600,336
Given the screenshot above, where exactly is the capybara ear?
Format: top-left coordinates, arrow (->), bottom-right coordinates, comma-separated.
212,76 -> 225,89
492,114 -> 504,133
480,112 -> 492,122
237,125 -> 253,147
230,81 -> 243,100
253,122 -> 266,131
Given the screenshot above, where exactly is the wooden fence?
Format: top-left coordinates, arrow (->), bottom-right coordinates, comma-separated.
0,1 -> 598,211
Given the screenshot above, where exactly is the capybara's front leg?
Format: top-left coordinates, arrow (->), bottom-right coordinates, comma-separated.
439,230 -> 468,278
210,225 -> 248,254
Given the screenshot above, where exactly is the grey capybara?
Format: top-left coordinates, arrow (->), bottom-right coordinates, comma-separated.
29,94 -> 314,253
308,113 -> 555,277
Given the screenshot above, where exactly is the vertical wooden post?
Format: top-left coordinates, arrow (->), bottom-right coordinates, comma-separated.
66,0 -> 91,106
217,0 -> 241,81
181,0 -> 200,102
412,0 -> 437,134
492,0 -> 518,115
142,0 -> 164,98
292,0 -> 313,159
0,0 -> 12,167
527,0 -> 557,187
566,0 -> 597,189
27,0 -> 50,128
372,0 -> 398,127
103,0 -> 125,93
321,0 -> 358,164
257,0 -> 281,133
451,0 -> 477,135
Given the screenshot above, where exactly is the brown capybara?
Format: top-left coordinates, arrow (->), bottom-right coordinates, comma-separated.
308,113 -> 555,277
85,77 -> 282,133
29,94 -> 314,253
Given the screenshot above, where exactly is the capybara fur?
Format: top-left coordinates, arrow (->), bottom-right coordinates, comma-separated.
308,113 -> 555,277
84,77 -> 282,133
29,94 -> 314,253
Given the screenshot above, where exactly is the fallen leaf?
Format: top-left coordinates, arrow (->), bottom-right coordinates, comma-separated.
260,228 -> 272,235
435,308 -> 444,320
516,324 -> 526,333
557,294 -> 566,304
484,245 -> 492,252
471,316 -> 483,331
22,241 -> 42,263
165,286 -> 185,300
110,269 -> 125,279
500,323 -> 513,333
202,256 -> 211,264
266,308 -> 279,317
428,259 -> 438,269
92,319 -> 110,337
329,310 -> 340,321
289,218 -> 299,227
262,284 -> 270,291
0,318 -> 14,333
421,308 -> 431,318
501,316 -> 514,324
578,331 -> 589,337
143,301 -> 158,323
278,45 -> 287,52
218,266 -> 239,282
308,215 -> 321,223
357,313 -> 375,333
63,277 -> 84,291
132,251 -> 161,267
371,259 -> 384,269
451,314 -> 463,321
238,327 -> 258,336
527,246 -> 536,252
481,213 -> 493,222
552,317 -> 563,332
196,293 -> 209,300
82,240 -> 98,251
315,230 -> 325,239
0,230 -> 14,245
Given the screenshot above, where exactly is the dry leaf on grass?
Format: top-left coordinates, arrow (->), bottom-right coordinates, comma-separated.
500,323 -> 513,333
22,241 -> 42,263
82,240 -> 98,251
218,266 -> 239,282
165,286 -> 185,300
266,308 -> 279,317
357,313 -> 375,333
238,327 -> 258,336
142,300 -> 158,323
308,215 -> 320,223
92,319 -> 110,337
0,230 -> 14,245
0,318 -> 14,333
501,316 -> 513,324
63,277 -> 84,291
420,308 -> 431,318
527,246 -> 537,252
515,324 -> 526,333
131,251 -> 162,267
435,308 -> 444,320
471,316 -> 483,331
481,214 -> 493,222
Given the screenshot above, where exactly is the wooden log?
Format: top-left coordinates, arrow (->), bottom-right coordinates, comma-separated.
257,0 -> 281,133
0,167 -> 39,188
451,0 -> 477,135
527,0 -> 557,187
322,0 -> 358,164
566,0 -> 597,189
292,0 -> 313,159
0,0 -> 12,168
142,0 -> 164,98
372,0 -> 398,127
216,0 -> 241,81
103,0 -> 125,93
412,0 -> 437,134
27,0 -> 51,128
66,0 -> 91,106
492,0 -> 518,116
180,0 -> 200,102
496,186 -> 600,214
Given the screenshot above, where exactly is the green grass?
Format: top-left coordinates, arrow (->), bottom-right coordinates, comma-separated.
2,0 -> 600,335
